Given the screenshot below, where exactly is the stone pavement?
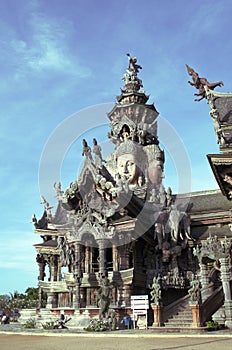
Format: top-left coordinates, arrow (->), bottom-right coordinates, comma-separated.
0,324 -> 232,350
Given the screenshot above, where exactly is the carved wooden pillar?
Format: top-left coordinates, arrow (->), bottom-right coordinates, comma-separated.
85,245 -> 91,273
57,260 -> 62,281
220,257 -> 232,327
220,257 -> 231,301
199,262 -> 212,301
86,287 -> 91,306
112,245 -> 119,271
73,241 -> 82,311
97,239 -> 106,277
36,253 -> 46,281
89,247 -> 93,272
49,255 -> 58,282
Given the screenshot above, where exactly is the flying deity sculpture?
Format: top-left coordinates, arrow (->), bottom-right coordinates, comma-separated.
186,64 -> 223,101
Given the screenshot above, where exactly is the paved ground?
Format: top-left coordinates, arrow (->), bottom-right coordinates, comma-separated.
1,332 -> 232,350
0,325 -> 232,350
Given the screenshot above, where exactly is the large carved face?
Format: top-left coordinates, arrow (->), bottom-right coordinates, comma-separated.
147,161 -> 163,185
117,153 -> 139,184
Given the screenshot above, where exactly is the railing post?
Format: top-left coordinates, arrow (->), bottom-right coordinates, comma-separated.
151,304 -> 163,327
189,304 -> 201,327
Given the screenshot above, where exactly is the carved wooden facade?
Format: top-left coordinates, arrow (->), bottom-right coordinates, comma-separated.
31,57 -> 232,328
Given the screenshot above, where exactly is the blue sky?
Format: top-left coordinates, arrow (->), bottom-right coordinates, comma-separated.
1,0 -> 232,295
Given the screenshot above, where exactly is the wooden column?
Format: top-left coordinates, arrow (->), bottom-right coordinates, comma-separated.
97,239 -> 106,277
73,241 -> 82,310
220,257 -> 232,328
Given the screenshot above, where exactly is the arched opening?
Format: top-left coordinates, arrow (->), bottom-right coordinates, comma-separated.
120,124 -> 130,140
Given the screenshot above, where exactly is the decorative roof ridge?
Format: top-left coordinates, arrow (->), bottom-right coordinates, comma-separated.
176,189 -> 221,198
205,86 -> 232,98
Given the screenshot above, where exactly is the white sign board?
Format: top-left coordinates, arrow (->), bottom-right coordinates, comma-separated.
131,295 -> 149,329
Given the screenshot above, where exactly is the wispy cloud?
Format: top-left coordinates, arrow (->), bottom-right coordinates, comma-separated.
1,8 -> 91,83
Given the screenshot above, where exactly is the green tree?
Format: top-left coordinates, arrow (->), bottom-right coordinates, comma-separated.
0,287 -> 47,314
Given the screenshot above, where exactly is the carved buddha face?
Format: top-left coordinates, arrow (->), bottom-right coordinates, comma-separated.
117,153 -> 139,184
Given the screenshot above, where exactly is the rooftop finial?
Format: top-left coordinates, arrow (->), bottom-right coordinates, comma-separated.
122,53 -> 143,92
126,53 -> 142,77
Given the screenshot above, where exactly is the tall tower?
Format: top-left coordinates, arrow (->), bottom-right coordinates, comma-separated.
106,53 -> 165,202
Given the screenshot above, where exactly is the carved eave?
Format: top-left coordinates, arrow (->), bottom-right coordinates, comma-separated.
67,220 -> 115,244
206,88 -> 232,124
116,90 -> 149,104
207,153 -> 232,200
205,87 -> 232,152
34,228 -> 58,236
107,102 -> 159,125
34,239 -> 58,254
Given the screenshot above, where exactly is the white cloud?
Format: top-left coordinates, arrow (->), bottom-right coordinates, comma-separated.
6,11 -> 91,80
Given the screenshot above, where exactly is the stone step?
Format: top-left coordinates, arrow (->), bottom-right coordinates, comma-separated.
170,315 -> 192,320
174,312 -> 192,317
168,320 -> 193,325
163,305 -> 193,327
165,323 -> 192,328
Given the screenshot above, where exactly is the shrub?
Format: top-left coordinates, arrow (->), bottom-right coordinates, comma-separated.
41,320 -> 55,330
23,318 -> 36,329
84,318 -> 111,332
205,320 -> 219,328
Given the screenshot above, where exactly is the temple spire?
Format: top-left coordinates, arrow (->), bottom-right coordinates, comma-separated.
117,53 -> 148,104
122,53 -> 143,93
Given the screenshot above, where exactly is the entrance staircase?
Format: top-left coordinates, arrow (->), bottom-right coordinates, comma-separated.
164,306 -> 193,328
151,285 -> 225,332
